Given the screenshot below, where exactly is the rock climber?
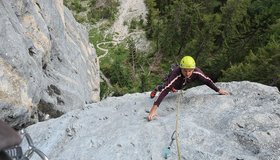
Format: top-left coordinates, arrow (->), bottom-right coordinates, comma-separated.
147,56 -> 229,121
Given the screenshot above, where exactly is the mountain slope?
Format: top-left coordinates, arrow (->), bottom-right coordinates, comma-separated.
25,81 -> 280,160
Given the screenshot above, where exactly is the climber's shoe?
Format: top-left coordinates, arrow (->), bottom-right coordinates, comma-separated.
150,90 -> 157,99
171,87 -> 177,93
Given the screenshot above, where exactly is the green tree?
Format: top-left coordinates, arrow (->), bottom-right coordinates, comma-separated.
87,0 -> 119,23
145,0 -> 280,89
144,0 -> 160,42
220,36 -> 280,89
127,38 -> 137,78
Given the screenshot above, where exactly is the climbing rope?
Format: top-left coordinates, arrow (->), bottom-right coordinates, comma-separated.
163,90 -> 183,159
175,90 -> 183,160
163,90 -> 183,160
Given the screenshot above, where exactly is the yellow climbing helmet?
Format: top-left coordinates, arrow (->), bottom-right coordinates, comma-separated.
180,56 -> 196,69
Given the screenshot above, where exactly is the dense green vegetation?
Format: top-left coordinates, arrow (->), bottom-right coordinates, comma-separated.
65,0 -> 280,98
145,0 -> 280,89
98,39 -> 155,98
64,0 -> 119,23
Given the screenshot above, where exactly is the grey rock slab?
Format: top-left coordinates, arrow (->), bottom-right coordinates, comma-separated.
26,82 -> 280,160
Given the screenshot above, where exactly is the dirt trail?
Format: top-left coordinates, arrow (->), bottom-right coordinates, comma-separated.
97,0 -> 147,59
97,31 -> 144,59
97,0 -> 147,96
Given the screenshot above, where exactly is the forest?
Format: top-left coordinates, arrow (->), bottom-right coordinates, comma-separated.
145,0 -> 280,89
64,0 -> 280,97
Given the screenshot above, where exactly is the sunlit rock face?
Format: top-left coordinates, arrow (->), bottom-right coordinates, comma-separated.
0,0 -> 99,128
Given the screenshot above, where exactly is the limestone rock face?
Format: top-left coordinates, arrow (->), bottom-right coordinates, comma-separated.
26,82 -> 280,160
0,0 -> 99,127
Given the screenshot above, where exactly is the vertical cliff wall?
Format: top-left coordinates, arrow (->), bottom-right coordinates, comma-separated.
0,0 -> 99,127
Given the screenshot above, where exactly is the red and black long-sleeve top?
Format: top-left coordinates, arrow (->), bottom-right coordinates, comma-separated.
154,67 -> 220,106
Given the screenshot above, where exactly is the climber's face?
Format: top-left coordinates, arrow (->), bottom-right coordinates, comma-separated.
181,68 -> 194,78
